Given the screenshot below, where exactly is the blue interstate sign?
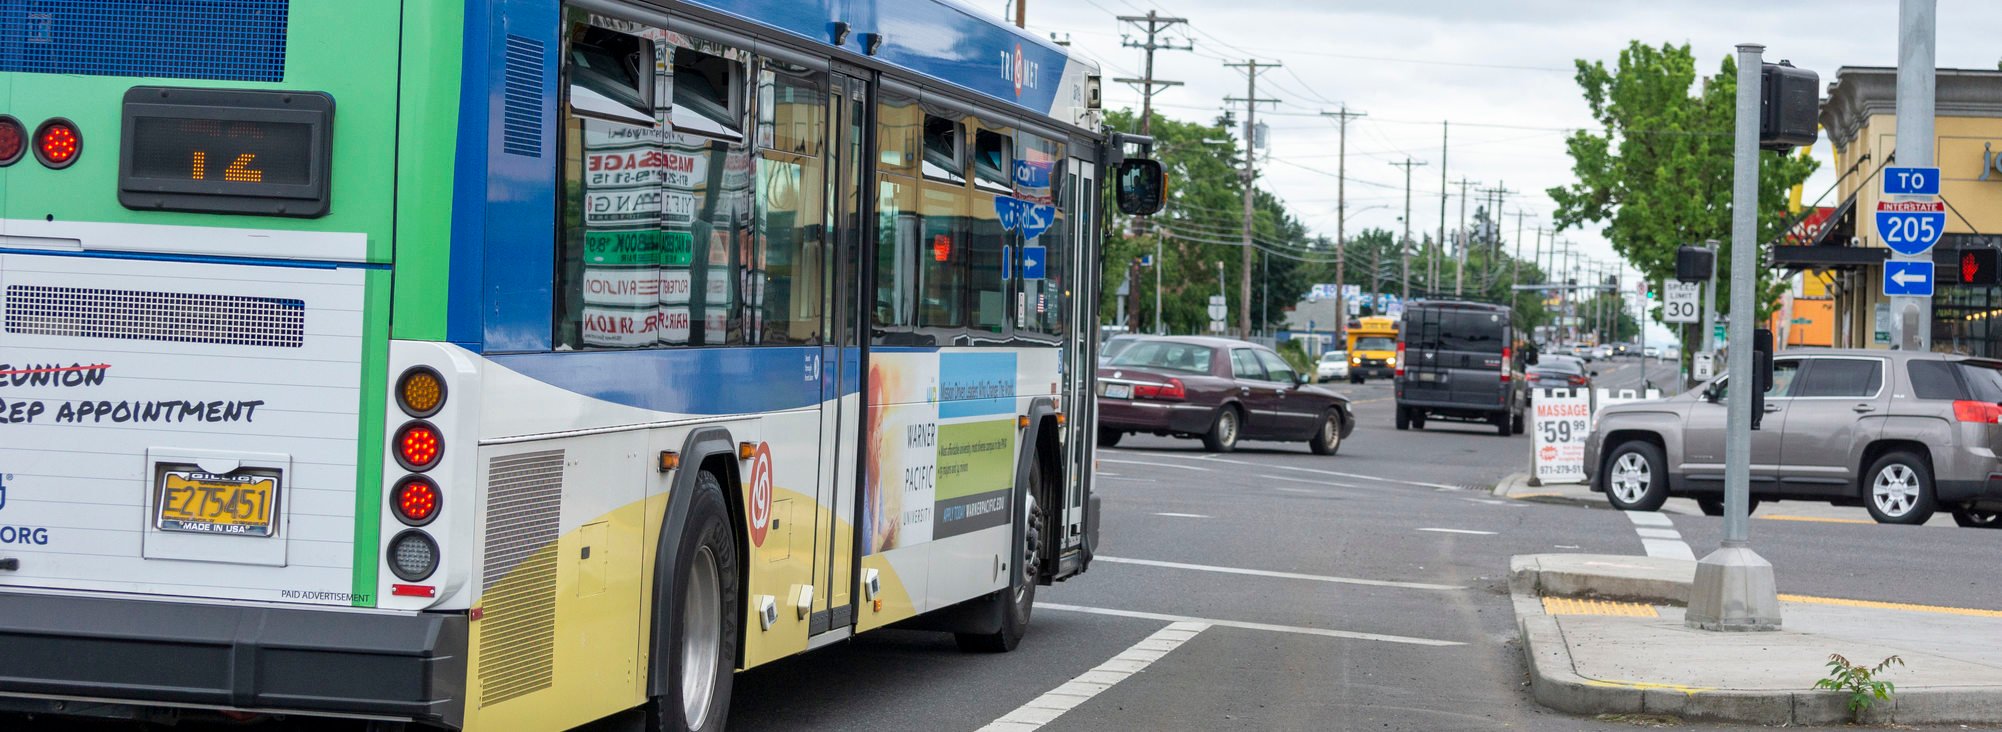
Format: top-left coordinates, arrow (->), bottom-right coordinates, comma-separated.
1874,200 -> 1947,256
1882,166 -> 1942,196
1883,260 -> 1935,297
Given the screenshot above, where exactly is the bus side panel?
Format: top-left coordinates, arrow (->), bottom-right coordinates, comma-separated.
391,0 -> 469,343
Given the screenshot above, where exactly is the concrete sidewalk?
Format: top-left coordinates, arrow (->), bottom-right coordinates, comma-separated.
1511,553 -> 2002,725
1490,472 -> 1963,525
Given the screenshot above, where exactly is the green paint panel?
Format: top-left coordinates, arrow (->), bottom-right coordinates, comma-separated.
935,420 -> 1016,500
0,4 -> 403,262
388,0 -> 467,342
351,268 -> 392,607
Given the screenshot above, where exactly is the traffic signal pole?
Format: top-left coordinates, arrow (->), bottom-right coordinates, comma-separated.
1687,43 -> 1782,632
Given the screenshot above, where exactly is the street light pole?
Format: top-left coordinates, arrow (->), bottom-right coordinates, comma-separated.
1687,43 -> 1782,632
1891,0 -> 1936,351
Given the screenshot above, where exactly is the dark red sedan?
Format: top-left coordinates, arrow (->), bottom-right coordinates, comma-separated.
1095,336 -> 1355,454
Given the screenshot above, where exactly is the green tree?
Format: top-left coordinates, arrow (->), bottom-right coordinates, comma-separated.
1547,42 -> 1817,356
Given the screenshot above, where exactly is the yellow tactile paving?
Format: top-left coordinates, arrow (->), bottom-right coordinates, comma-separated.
1758,514 -> 1874,525
1542,596 -> 1660,617
1779,594 -> 2002,618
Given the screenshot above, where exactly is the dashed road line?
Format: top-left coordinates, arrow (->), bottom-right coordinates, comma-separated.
1416,527 -> 1497,536
1100,458 -> 1210,472
1096,555 -> 1464,591
1159,453 -> 1465,490
1259,474 -> 1361,489
1039,603 -> 1464,647
977,621 -> 1209,731
1152,512 -> 1211,519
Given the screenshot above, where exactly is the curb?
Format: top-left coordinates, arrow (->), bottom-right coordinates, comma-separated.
1492,472 -> 1604,509
1510,555 -> 1997,725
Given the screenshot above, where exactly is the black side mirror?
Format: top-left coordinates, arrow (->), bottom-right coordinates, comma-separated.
1115,159 -> 1167,215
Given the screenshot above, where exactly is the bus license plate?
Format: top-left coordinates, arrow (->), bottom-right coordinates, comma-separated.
155,467 -> 281,537
1105,383 -> 1132,399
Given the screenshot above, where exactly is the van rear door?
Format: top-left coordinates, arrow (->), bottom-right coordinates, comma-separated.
1404,308 -> 1510,409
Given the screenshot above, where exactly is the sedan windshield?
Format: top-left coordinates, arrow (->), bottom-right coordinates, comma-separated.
1109,342 -> 1216,374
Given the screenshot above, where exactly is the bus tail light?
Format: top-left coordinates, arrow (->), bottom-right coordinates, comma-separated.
396,366 -> 447,417
392,476 -> 441,526
33,118 -> 81,169
0,116 -> 23,166
393,421 -> 444,471
1954,400 -> 2002,424
387,530 -> 440,582
1133,378 -> 1185,401
1394,342 -> 1406,378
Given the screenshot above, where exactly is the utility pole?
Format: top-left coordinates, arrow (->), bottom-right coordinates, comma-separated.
1390,157 -> 1428,300
1452,177 -> 1478,296
1511,211 -> 1537,301
1891,0 -> 1936,351
1322,107 -> 1366,342
1014,0 -> 1025,28
1116,12 -> 1190,334
1436,121 -> 1449,297
1116,12 -> 1190,138
1226,59 -> 1280,338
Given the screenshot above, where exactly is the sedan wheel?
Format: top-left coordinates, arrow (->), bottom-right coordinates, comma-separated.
1309,411 -> 1342,455
1864,452 -> 1936,525
1201,407 -> 1240,453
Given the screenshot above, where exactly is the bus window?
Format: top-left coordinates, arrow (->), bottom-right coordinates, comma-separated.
1016,131 -> 1066,337
873,93 -> 921,337
753,61 -> 827,345
670,45 -> 743,141
972,128 -> 1012,193
921,115 -> 964,184
566,24 -> 655,127
918,185 -> 966,330
969,121 -> 1015,334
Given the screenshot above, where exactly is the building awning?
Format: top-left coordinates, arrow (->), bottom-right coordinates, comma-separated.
1773,192 -> 1876,270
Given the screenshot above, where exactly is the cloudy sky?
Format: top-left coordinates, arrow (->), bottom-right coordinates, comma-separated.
975,0 -> 2002,314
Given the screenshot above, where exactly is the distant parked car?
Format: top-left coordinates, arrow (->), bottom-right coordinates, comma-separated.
1316,351 -> 1350,382
1643,346 -> 1661,358
1526,360 -> 1594,392
1587,350 -> 2002,527
1097,336 -> 1354,454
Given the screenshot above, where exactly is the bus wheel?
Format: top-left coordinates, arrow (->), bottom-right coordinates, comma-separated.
650,471 -> 740,732
957,462 -> 1043,652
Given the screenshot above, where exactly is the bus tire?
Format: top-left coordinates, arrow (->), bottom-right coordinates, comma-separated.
955,460 -> 1044,653
649,470 -> 740,732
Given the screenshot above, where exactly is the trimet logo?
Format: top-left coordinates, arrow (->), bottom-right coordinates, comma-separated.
1001,43 -> 1040,98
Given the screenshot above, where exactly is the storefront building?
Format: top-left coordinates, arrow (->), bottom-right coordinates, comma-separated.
1805,67 -> 2002,355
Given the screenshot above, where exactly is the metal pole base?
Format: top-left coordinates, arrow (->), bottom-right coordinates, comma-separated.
1685,545 -> 1782,631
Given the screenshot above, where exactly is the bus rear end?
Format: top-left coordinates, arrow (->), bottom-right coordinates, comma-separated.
0,2 -> 465,726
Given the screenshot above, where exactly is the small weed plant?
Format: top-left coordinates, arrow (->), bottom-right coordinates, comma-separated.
1813,653 -> 1903,721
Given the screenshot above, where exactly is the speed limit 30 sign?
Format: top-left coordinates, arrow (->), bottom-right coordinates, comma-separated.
1662,281 -> 1700,324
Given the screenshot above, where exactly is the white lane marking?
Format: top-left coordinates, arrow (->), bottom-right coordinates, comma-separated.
1260,474 -> 1361,489
977,621 -> 1209,731
1100,458 -> 1211,472
1622,510 -> 1696,559
1096,555 -> 1464,591
1276,486 -> 1323,494
1416,528 -> 1498,536
1098,475 -> 1153,482
1642,538 -> 1697,560
1166,454 -> 1464,490
1040,603 -> 1464,647
1458,497 -> 1514,506
1624,511 -> 1674,527
1152,512 -> 1211,519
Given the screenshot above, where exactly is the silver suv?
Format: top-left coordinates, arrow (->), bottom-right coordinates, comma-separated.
1585,349 -> 2002,527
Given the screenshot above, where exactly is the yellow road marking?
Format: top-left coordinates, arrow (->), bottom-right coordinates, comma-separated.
1759,514 -> 1873,525
1543,596 -> 1660,617
1580,679 -> 1714,695
1510,492 -> 1563,500
1779,594 -> 2002,618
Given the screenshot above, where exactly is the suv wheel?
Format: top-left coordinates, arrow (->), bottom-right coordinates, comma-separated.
1603,441 -> 1669,512
1394,406 -> 1410,431
1951,507 -> 2002,529
1491,412 -> 1511,437
1863,451 -> 1936,525
1511,410 -> 1525,435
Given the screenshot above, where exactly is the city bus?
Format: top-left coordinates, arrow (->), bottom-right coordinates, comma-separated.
0,1 -> 1159,729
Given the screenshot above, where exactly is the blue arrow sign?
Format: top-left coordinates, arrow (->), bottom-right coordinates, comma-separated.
1883,260 -> 1935,297
1021,245 -> 1047,280
1875,200 -> 1946,256
1882,166 -> 1941,196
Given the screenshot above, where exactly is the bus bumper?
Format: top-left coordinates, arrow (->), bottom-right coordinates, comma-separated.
0,591 -> 467,728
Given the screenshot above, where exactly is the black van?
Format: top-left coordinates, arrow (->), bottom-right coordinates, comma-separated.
1394,301 -> 1527,436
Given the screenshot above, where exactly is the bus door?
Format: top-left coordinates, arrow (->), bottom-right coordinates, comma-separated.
1061,156 -> 1097,554
810,70 -> 870,636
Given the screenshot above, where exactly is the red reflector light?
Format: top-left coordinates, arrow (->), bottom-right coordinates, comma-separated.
392,476 -> 442,525
0,116 -> 23,167
391,584 -> 436,598
394,421 -> 444,471
33,118 -> 80,169
1954,400 -> 2002,424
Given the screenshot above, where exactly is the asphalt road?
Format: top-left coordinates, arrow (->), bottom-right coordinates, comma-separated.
15,357 -> 2002,731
